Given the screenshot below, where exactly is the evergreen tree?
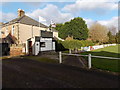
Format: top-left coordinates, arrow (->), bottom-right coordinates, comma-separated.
116,30 -> 120,44
55,17 -> 89,40
107,31 -> 116,43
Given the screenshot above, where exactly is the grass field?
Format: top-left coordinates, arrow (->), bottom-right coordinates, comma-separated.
81,44 -> 120,72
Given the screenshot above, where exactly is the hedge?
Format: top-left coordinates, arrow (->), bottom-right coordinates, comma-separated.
56,39 -> 94,50
61,40 -> 82,49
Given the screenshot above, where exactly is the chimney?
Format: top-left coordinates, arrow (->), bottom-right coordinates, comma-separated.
18,9 -> 25,17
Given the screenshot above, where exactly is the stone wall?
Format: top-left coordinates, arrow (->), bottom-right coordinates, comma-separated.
10,44 -> 25,56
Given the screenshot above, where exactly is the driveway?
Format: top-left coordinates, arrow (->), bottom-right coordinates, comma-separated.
63,56 -> 86,68
2,57 -> 119,88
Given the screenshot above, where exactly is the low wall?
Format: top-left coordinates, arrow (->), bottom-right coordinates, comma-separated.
81,44 -> 117,51
10,44 -> 25,56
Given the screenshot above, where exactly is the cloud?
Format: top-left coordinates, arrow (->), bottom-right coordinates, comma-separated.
26,4 -> 73,25
98,16 -> 118,27
62,0 -> 118,15
97,16 -> 118,32
83,18 -> 96,28
0,11 -> 16,23
84,16 -> 119,34
0,4 -> 73,25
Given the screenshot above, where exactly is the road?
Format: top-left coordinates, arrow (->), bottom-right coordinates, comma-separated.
2,57 -> 119,88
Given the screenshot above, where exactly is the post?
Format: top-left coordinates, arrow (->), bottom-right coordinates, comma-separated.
88,54 -> 91,69
59,51 -> 62,64
39,16 -> 41,30
69,49 -> 71,54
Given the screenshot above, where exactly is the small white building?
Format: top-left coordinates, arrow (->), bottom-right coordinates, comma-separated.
26,31 -> 56,55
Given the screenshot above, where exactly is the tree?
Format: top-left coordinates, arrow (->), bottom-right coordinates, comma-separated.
89,23 -> 109,44
54,23 -> 63,31
55,17 -> 89,40
116,30 -> 120,44
108,26 -> 117,35
107,31 -> 116,43
62,40 -> 82,53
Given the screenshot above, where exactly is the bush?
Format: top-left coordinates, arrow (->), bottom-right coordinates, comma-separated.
62,40 -> 82,50
80,40 -> 94,47
55,40 -> 94,51
85,40 -> 94,46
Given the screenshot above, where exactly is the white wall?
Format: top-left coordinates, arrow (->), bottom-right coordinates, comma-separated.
26,37 -> 55,55
52,42 -> 55,50
40,37 -> 53,51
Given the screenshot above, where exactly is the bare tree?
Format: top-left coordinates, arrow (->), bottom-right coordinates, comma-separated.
108,26 -> 117,35
89,23 -> 109,43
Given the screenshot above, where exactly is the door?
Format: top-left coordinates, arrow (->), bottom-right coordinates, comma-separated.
28,41 -> 32,55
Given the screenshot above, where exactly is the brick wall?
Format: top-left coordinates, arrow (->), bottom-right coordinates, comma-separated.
10,45 -> 25,56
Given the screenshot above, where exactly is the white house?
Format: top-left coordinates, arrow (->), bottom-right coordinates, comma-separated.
26,31 -> 56,55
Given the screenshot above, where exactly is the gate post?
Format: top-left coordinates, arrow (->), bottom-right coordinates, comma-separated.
88,54 -> 91,69
59,51 -> 62,64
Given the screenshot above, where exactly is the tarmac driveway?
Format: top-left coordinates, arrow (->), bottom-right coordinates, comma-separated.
2,57 -> 119,88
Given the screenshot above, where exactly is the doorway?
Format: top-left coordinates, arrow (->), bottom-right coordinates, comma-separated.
28,41 -> 32,55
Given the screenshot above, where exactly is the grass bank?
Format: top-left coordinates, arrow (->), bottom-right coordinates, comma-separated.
81,45 -> 120,72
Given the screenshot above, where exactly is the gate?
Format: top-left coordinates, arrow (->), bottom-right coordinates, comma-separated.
0,43 -> 10,56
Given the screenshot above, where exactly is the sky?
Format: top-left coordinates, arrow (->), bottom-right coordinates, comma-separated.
0,0 -> 119,33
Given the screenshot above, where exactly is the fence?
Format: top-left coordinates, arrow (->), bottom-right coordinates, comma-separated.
59,51 -> 120,69
81,44 -> 117,51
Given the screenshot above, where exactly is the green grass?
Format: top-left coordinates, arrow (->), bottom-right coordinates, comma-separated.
81,44 -> 120,72
24,56 -> 58,64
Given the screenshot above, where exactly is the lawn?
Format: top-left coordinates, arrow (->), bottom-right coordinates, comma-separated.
81,44 -> 120,72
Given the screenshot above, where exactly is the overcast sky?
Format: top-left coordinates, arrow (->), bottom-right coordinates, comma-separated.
0,0 -> 119,32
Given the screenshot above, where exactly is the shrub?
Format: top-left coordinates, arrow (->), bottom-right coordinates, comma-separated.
80,40 -> 94,47
55,40 -> 94,51
62,40 -> 82,50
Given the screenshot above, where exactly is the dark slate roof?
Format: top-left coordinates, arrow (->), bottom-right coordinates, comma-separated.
2,15 -> 48,28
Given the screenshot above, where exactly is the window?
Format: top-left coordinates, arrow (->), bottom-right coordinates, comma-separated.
40,42 -> 45,47
12,26 -> 14,35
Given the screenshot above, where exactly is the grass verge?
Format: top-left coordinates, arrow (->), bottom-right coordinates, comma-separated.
81,45 -> 120,72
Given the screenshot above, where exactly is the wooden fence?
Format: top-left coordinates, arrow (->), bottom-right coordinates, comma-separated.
59,51 -> 120,69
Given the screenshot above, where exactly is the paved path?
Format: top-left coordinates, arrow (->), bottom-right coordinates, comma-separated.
2,57 -> 119,88
63,56 -> 85,68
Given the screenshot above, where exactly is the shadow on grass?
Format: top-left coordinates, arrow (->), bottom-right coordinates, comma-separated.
81,51 -> 120,72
